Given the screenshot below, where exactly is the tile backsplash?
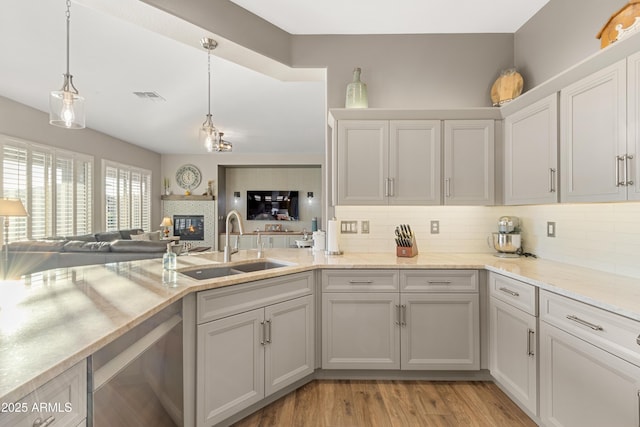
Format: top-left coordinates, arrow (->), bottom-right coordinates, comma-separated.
334,202 -> 640,279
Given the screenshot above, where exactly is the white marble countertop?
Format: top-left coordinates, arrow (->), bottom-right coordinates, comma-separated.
1,249 -> 639,403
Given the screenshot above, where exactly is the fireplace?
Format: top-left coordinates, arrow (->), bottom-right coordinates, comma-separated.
173,215 -> 205,241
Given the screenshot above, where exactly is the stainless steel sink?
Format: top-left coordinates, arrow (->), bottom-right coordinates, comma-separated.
231,261 -> 291,273
180,260 -> 292,280
180,266 -> 242,280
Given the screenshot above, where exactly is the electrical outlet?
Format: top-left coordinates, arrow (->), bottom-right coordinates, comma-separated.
361,220 -> 370,234
547,221 -> 556,238
340,220 -> 358,234
430,220 -> 440,234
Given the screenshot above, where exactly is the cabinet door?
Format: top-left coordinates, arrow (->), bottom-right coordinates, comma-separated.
336,120 -> 389,205
504,94 -> 558,205
489,297 -> 537,416
322,292 -> 400,369
560,59 -> 627,203
540,321 -> 640,427
443,120 -> 495,205
197,309 -> 265,427
626,51 -> 640,200
401,293 -> 479,370
264,295 -> 314,396
388,120 -> 441,205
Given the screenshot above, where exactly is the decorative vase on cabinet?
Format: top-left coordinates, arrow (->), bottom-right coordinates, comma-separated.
345,67 -> 368,109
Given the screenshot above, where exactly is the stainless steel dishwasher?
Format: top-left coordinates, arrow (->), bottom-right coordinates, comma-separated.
89,300 -> 183,427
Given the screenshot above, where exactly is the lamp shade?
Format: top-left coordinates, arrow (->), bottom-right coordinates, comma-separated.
0,198 -> 28,217
160,217 -> 173,227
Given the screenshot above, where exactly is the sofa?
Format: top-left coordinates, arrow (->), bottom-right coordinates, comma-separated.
6,229 -> 170,275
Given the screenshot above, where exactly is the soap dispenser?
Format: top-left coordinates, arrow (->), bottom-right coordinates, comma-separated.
163,243 -> 177,270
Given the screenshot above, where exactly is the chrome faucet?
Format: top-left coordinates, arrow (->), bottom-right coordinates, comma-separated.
256,232 -> 264,258
224,209 -> 245,262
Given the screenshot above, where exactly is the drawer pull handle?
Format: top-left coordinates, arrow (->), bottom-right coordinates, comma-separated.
33,416 -> 55,427
260,321 -> 266,345
395,304 -> 400,326
265,319 -> 272,344
527,329 -> 535,357
401,304 -> 407,327
566,315 -> 603,331
348,280 -> 373,284
499,287 -> 520,297
428,281 -> 452,285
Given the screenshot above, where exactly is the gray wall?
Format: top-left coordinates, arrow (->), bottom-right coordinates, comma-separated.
515,0 -> 627,90
292,34 -> 514,109
0,95 -> 162,232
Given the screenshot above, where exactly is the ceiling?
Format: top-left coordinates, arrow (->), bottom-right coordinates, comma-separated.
0,0 -> 549,155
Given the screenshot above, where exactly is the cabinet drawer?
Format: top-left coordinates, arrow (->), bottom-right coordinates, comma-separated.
400,269 -> 478,292
197,272 -> 313,324
489,273 -> 537,316
0,360 -> 87,427
321,269 -> 399,292
540,290 -> 640,367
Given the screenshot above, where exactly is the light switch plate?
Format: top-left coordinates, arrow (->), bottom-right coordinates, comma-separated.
340,220 -> 358,234
547,221 -> 556,238
361,220 -> 370,234
430,220 -> 440,234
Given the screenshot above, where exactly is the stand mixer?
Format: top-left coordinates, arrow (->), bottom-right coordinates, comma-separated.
491,216 -> 522,258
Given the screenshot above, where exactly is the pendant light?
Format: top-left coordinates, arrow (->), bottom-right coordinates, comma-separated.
50,0 -> 85,129
200,37 -> 231,152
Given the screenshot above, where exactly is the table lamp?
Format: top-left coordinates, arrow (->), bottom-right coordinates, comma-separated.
0,198 -> 28,273
160,216 -> 173,239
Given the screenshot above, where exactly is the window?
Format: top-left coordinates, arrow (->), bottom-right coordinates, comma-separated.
0,135 -> 93,242
103,161 -> 151,232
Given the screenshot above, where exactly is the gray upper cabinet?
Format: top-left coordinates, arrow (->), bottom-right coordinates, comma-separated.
336,120 -> 441,205
443,120 -> 495,205
625,51 -> 640,201
504,94 -> 558,205
560,59 -> 628,203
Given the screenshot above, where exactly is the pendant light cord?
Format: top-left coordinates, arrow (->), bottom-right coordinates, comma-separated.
207,45 -> 211,116
65,0 -> 71,77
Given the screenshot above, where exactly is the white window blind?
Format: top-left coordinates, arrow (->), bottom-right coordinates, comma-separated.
0,136 -> 93,242
103,161 -> 151,232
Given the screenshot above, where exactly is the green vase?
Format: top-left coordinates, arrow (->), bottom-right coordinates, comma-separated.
345,67 -> 368,108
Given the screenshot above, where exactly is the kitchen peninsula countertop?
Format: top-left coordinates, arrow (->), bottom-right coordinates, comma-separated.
1,249 -> 640,403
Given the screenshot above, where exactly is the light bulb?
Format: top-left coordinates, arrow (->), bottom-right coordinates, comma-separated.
61,93 -> 75,128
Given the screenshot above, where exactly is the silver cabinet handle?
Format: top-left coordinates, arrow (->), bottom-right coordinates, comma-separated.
33,416 -> 55,427
389,178 -> 395,197
265,319 -> 272,343
626,154 -> 634,186
384,178 -> 390,197
427,281 -> 452,285
395,304 -> 400,326
499,287 -> 519,297
445,178 -> 451,197
348,280 -> 373,284
527,329 -> 535,357
617,155 -> 626,187
260,320 -> 266,345
549,168 -> 556,193
401,304 -> 407,327
566,315 -> 603,331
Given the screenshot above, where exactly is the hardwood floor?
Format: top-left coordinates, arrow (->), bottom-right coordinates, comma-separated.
231,380 -> 537,427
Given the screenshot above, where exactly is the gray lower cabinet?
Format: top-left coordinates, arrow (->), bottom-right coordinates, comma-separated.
488,273 -> 538,417
322,269 -> 480,371
196,273 -> 314,426
539,290 -> 640,427
0,360 -> 87,427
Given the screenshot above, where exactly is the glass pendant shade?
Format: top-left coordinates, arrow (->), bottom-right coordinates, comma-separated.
200,37 -> 231,152
200,114 -> 220,152
50,75 -> 85,129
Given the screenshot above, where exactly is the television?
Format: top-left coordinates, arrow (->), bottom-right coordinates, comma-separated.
246,190 -> 299,221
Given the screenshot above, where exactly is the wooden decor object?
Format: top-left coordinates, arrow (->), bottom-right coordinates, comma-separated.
597,0 -> 640,48
490,68 -> 524,107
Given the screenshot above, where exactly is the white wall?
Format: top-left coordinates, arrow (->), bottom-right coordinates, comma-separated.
0,95 -> 162,232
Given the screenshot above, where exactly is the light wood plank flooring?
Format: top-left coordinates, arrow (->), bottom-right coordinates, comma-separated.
232,380 -> 537,427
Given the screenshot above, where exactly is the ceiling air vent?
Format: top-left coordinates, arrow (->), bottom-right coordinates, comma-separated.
133,91 -> 166,102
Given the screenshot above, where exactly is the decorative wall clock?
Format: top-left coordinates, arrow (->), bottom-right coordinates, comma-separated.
175,164 -> 202,191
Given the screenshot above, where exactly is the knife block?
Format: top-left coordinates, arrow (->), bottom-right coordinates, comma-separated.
396,236 -> 419,258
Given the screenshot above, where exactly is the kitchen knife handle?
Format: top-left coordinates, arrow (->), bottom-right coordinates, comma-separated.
549,168 -> 556,193
626,154 -> 634,186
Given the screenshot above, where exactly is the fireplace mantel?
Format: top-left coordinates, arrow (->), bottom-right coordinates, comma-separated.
161,195 -> 215,201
